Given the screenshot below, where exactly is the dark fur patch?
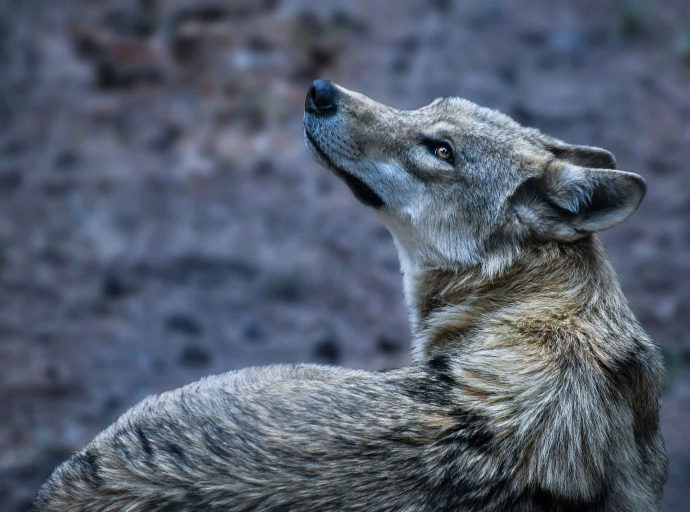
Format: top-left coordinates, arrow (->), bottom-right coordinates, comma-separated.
445,408 -> 495,453
399,356 -> 464,410
401,371 -> 451,408
429,456 -> 511,511
72,449 -> 103,490
427,355 -> 456,386
400,358 -> 496,456
608,343 -> 659,444
527,486 -> 608,512
135,425 -> 154,459
165,441 -> 187,461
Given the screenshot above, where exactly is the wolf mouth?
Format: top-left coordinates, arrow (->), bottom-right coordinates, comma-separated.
304,128 -> 385,209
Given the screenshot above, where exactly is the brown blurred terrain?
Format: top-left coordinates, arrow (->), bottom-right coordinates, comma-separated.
0,0 -> 689,509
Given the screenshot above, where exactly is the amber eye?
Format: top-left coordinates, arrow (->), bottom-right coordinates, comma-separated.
434,145 -> 452,161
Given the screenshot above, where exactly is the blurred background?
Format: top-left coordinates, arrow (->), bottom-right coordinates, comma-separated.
0,0 -> 689,509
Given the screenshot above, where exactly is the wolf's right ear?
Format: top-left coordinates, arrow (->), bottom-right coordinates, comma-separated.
511,162 -> 646,242
543,139 -> 617,170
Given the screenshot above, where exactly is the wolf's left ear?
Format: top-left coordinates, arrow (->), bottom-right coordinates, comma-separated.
544,139 -> 617,169
512,162 -> 646,242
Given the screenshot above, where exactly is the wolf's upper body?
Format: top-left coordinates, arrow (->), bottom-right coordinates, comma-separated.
36,81 -> 666,512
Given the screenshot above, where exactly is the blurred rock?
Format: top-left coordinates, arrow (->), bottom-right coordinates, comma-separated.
313,336 -> 341,364
330,11 -> 369,35
178,344 -> 212,368
430,0 -> 453,14
1,138 -> 26,157
260,269 -> 305,301
647,155 -> 675,175
241,318 -> 264,343
620,0 -> 647,37
54,150 -> 81,171
97,44 -> 164,90
544,30 -> 586,67
104,6 -> 156,39
148,124 -> 182,152
496,62 -> 518,86
0,168 -> 23,194
465,3 -> 503,30
376,334 -> 402,355
100,272 -> 132,300
165,312 -> 204,336
398,35 -> 420,54
520,28 -> 548,47
390,56 -> 411,75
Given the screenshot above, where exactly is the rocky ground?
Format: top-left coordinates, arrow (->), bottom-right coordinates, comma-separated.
0,0 -> 689,509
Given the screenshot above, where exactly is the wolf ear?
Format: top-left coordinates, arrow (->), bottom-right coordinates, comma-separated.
512,162 -> 646,242
544,139 -> 617,169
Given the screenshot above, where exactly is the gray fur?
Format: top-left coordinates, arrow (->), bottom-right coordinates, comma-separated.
35,82 -> 667,511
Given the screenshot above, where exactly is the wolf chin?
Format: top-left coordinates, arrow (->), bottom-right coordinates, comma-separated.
35,80 -> 667,511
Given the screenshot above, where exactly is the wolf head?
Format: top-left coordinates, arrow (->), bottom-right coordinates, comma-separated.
303,80 -> 645,275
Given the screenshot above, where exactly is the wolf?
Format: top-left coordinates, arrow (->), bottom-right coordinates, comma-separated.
35,80 -> 666,511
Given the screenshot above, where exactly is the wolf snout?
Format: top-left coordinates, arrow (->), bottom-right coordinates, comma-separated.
305,79 -> 338,116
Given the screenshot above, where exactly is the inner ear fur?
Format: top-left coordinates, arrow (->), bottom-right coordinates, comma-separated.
512,161 -> 646,242
544,138 -> 617,170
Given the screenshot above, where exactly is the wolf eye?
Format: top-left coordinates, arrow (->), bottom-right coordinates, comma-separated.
434,145 -> 453,161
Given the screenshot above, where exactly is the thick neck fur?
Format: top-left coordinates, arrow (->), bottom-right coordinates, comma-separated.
403,235 -> 665,503
405,236 -> 636,362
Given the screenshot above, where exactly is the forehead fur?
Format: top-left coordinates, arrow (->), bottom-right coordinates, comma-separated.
415,97 -> 549,159
424,97 -> 517,134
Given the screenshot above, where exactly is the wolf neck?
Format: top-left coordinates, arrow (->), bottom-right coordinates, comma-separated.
402,236 -> 630,362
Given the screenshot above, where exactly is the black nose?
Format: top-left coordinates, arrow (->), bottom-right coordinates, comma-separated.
305,79 -> 337,116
